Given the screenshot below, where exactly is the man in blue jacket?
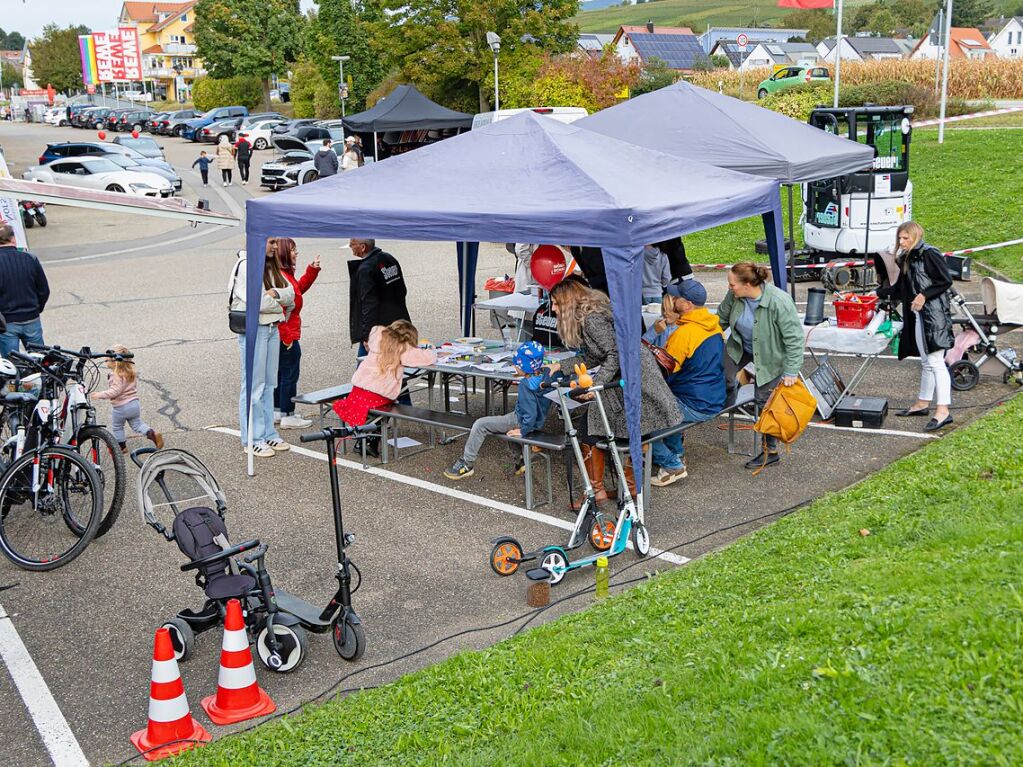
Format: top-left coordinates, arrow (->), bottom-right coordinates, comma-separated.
0,224 -> 49,358
444,341 -> 555,481
650,279 -> 725,486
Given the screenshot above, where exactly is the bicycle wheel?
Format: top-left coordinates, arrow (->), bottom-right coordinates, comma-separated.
77,426 -> 126,537
0,446 -> 102,571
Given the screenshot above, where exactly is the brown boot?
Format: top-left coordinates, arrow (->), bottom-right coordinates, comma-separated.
622,459 -> 638,498
571,446 -> 611,510
146,430 -> 164,449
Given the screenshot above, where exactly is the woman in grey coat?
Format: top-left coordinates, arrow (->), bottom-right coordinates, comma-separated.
550,279 -> 681,505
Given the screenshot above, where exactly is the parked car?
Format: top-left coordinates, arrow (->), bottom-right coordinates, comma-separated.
111,135 -> 165,160
145,112 -> 169,133
39,142 -> 177,179
757,66 -> 830,99
103,108 -> 133,131
159,109 -> 198,136
471,107 -> 588,129
260,136 -> 340,190
236,116 -> 289,150
114,109 -> 155,132
198,117 -> 244,144
104,153 -> 181,192
286,124 -> 338,142
181,106 -> 249,141
77,107 -> 112,129
66,104 -> 95,127
272,118 -> 318,135
23,157 -> 174,198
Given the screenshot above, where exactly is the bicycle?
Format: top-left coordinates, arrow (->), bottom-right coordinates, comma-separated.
0,354 -> 103,571
27,344 -> 128,537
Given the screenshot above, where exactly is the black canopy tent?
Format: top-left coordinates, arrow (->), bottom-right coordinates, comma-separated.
342,85 -> 474,161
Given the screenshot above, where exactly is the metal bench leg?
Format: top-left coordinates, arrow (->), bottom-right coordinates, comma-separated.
522,444 -> 534,510
543,452 -> 553,509
643,443 -> 652,514
381,420 -> 390,465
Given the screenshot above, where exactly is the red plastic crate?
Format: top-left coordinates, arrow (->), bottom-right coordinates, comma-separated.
834,295 -> 878,329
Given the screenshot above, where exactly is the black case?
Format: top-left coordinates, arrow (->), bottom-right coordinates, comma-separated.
834,397 -> 888,429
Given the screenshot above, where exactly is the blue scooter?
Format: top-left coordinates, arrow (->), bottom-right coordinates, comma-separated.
489,366 -> 650,585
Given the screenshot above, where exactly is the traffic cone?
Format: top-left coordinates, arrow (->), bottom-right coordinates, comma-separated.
201,599 -> 276,725
131,627 -> 212,761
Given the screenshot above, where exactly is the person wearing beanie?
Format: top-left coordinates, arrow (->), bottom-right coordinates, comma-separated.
444,341 -> 558,481
649,278 -> 726,487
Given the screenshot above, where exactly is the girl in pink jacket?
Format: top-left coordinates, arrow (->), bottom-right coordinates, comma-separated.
92,345 -> 164,452
333,320 -> 437,426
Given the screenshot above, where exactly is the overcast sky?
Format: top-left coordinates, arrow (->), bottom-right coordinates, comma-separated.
4,0 -> 318,40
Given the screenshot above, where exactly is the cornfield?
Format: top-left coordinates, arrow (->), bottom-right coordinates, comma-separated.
690,58 -> 1023,101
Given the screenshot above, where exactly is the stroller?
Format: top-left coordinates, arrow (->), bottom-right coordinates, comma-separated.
947,277 -> 1023,391
135,446 -> 364,673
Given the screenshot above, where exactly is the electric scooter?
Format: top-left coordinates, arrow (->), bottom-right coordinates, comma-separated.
489,365 -> 650,585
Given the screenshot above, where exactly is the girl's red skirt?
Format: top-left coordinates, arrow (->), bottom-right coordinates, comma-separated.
332,386 -> 393,426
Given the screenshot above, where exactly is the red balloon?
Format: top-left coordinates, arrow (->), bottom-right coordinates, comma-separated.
131,130 -> 139,138
97,131 -> 106,140
530,245 -> 567,291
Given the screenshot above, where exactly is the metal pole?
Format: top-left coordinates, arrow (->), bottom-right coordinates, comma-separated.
493,52 -> 499,112
833,0 -> 843,109
339,58 -> 346,117
861,181 -> 872,290
933,8 -> 943,95
373,130 -> 377,162
937,0 -> 954,144
787,184 -> 796,298
739,50 -> 744,100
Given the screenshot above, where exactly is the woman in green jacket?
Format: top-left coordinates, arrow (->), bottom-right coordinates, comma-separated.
718,263 -> 805,469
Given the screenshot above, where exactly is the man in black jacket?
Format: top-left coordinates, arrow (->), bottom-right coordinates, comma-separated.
0,224 -> 49,358
348,238 -> 411,353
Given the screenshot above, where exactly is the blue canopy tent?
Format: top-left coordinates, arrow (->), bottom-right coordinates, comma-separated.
242,112 -> 785,481
578,81 -> 876,291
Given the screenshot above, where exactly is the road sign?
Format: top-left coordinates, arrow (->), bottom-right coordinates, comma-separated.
736,33 -> 749,47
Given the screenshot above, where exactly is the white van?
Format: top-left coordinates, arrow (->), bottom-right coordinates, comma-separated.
472,106 -> 588,130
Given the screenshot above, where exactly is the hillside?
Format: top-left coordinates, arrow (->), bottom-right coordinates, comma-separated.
575,0 -> 812,34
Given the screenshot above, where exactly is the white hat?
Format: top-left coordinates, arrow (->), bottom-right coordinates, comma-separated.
344,136 -> 357,144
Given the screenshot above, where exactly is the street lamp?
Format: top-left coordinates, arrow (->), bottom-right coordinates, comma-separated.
331,54 -> 351,116
485,32 -> 501,111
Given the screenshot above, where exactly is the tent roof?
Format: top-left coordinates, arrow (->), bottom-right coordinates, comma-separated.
342,84 -> 473,133
246,111 -> 781,249
577,81 -> 875,184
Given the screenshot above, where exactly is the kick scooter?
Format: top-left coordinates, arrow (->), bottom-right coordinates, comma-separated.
489,365 -> 650,584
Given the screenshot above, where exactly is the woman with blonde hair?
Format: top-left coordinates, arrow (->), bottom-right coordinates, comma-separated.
877,220 -> 954,431
549,279 -> 680,505
216,134 -> 236,186
230,242 -> 295,457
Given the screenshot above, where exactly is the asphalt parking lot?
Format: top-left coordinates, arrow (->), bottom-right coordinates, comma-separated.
0,120 -> 1018,766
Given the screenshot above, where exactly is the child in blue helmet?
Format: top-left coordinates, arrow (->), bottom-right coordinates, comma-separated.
444,341 -> 558,481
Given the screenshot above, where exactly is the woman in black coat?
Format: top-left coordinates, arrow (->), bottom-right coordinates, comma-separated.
876,221 -> 954,432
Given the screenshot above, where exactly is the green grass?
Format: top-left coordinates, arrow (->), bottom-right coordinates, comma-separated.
682,125 -> 1023,282
573,0 -> 871,34
173,391 -> 1023,765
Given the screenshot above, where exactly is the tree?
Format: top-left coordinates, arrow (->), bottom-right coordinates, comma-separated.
864,8 -> 899,35
194,0 -> 304,110
630,57 -> 677,97
28,24 -> 90,93
1,61 -> 23,90
0,29 -> 26,50
783,9 -> 835,43
367,0 -> 579,112
305,0 -> 387,114
948,0 -> 994,27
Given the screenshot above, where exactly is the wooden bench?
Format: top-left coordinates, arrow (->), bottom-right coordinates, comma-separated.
291,384 -> 353,427
596,385 -> 757,507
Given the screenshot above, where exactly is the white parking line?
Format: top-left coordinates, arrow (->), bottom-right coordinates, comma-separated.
0,603 -> 89,767
208,427 -> 689,566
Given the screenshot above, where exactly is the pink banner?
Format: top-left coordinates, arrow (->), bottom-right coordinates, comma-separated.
93,27 -> 143,82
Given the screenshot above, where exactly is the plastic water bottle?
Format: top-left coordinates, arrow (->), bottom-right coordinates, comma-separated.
595,556 -> 609,600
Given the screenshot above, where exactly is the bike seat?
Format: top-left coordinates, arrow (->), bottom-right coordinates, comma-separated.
204,573 -> 257,601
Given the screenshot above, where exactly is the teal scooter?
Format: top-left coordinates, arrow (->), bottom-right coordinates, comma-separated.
489,365 -> 650,585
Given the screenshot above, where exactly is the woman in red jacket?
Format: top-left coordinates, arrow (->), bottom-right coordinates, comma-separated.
272,237 -> 321,429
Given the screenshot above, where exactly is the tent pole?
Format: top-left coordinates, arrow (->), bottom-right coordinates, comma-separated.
861,180 -> 872,291
373,131 -> 378,162
787,184 -> 796,299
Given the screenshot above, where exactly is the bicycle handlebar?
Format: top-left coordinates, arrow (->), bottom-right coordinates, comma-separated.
299,425 -> 375,444
25,343 -> 134,362
180,539 -> 261,572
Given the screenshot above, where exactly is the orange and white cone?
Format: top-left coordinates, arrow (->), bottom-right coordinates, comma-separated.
131,627 -> 212,761
201,599 -> 276,725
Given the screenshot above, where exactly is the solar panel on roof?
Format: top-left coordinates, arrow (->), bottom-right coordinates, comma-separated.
767,44 -> 784,55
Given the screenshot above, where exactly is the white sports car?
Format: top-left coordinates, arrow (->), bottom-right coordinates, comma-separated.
236,117 -> 289,150
23,157 -> 175,198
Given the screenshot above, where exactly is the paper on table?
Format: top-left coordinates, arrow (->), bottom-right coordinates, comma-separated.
544,390 -> 586,410
387,437 -> 422,449
437,359 -> 474,368
476,363 -> 516,373
486,351 -> 514,362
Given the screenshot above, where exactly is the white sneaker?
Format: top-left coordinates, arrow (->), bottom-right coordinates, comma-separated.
273,410 -> 282,424
246,442 -> 275,458
222,181 -> 227,187
265,438 -> 290,452
279,414 -> 312,429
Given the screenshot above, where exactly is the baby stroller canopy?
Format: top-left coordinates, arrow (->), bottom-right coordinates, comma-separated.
981,277 -> 1023,326
137,448 -> 227,536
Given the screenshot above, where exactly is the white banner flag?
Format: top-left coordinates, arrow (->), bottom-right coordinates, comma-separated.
0,148 -> 28,248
